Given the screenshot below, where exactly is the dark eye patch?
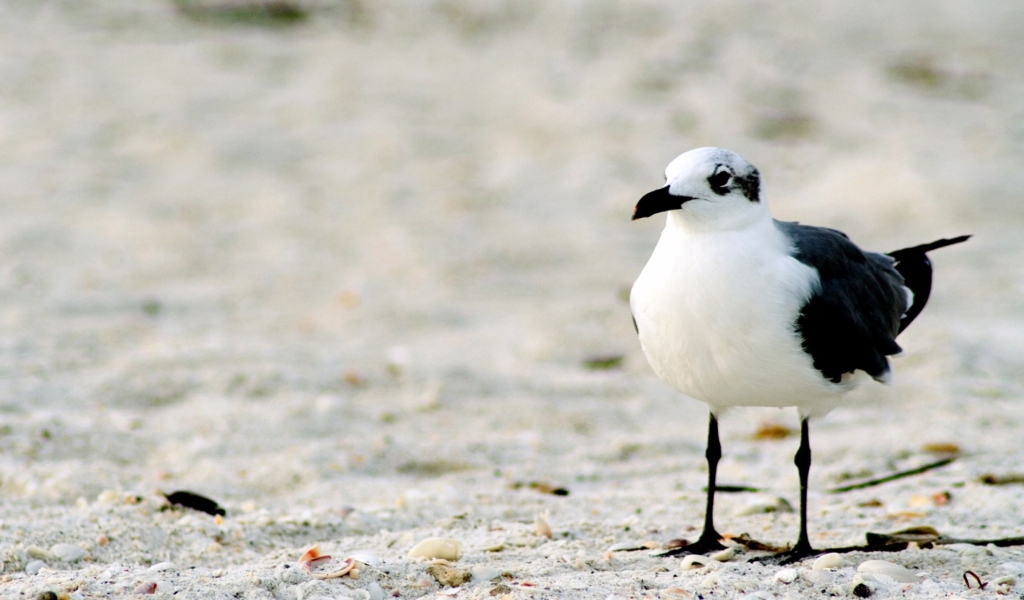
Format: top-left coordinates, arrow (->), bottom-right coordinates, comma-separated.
708,169 -> 732,195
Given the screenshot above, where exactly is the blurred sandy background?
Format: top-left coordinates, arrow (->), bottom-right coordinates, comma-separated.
2,1 -> 1024,598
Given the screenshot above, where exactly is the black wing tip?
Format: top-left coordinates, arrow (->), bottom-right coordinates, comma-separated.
888,234 -> 971,260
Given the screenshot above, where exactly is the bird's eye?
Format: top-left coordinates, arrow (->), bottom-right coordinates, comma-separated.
708,170 -> 732,195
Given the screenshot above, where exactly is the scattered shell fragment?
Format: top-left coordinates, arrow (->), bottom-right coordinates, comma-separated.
407,537 -> 462,561
922,442 -> 960,455
752,422 -> 795,440
680,555 -> 718,570
426,564 -> 472,587
148,562 -> 175,572
908,492 -> 949,508
803,569 -> 833,585
582,354 -> 624,370
50,544 -> 86,562
812,553 -> 844,570
298,545 -> 357,579
510,481 -> 570,496
311,557 -> 356,579
470,566 -> 502,582
865,526 -> 941,546
96,534 -> 109,546
709,547 -> 734,562
980,473 -> 1024,485
134,582 -> 157,595
660,587 -> 696,599
775,568 -> 799,583
26,560 -> 46,575
299,544 -> 328,567
857,559 -> 922,583
534,512 -> 553,538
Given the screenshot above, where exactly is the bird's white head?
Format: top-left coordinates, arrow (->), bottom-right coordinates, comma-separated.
632,147 -> 768,232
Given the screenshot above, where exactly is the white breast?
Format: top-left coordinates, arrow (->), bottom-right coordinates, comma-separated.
630,217 -> 847,416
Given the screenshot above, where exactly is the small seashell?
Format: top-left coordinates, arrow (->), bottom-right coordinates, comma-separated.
298,544 -> 329,567
680,555 -> 718,570
803,569 -> 833,585
407,537 -> 462,561
991,575 -> 1015,593
134,582 -> 157,595
50,543 -> 86,562
148,562 -> 175,572
857,559 -> 921,583
775,568 -> 799,583
709,547 -> 734,562
812,552 -> 844,570
96,535 -> 109,546
311,557 -> 356,579
534,512 -> 553,538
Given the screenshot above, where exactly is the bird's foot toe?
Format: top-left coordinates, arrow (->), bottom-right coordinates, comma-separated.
652,535 -> 727,557
749,543 -> 819,565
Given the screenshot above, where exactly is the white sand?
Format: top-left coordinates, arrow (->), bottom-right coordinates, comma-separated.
2,1 -> 1024,598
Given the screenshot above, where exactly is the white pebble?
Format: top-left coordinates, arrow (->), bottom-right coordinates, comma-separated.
775,568 -> 799,584
803,569 -> 833,585
25,559 -> 46,575
857,559 -> 922,583
812,552 -> 844,570
407,537 -> 461,561
366,582 -> 385,600
710,547 -> 735,562
148,561 -> 176,572
681,555 -> 718,570
51,543 -> 86,562
471,565 -> 502,582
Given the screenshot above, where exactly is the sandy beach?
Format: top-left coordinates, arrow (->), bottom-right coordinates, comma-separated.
2,1 -> 1024,598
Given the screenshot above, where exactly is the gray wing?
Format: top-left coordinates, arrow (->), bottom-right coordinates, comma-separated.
775,220 -> 907,383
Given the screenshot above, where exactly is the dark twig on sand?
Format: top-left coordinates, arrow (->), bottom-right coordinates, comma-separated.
963,571 -> 987,590
828,457 -> 955,493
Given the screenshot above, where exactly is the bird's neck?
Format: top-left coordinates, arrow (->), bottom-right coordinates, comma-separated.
665,203 -> 773,236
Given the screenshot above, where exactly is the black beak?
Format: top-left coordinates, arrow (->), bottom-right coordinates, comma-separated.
631,186 -> 695,221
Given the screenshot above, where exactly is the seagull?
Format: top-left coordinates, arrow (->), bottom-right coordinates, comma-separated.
629,147 -> 969,563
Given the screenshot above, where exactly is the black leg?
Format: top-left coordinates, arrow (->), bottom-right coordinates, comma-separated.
657,413 -> 726,556
752,417 -> 818,564
793,417 -> 814,554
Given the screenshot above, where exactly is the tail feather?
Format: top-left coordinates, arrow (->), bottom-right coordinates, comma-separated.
888,235 -> 970,334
